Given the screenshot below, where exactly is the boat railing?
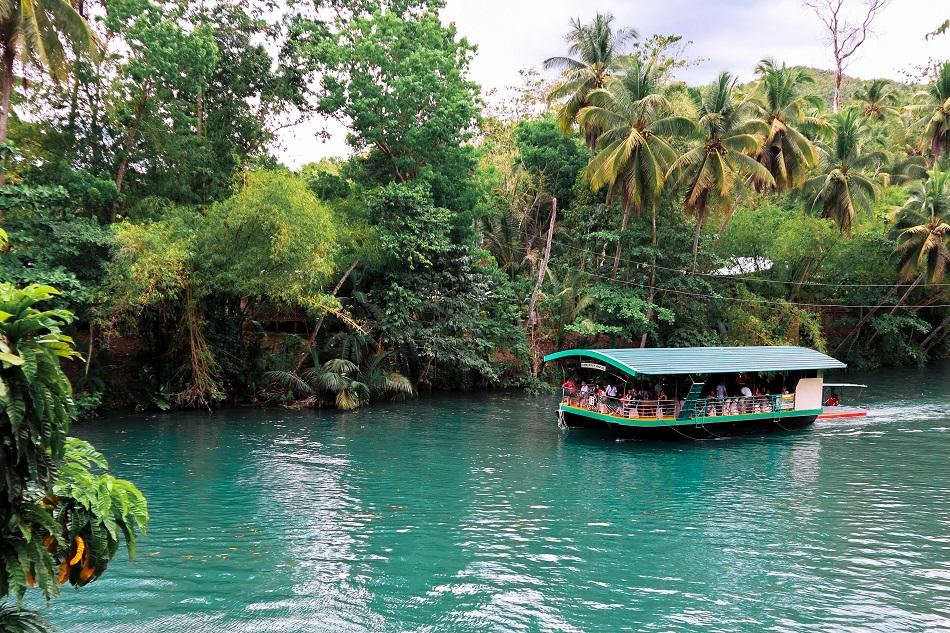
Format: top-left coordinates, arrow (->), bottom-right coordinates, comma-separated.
689,394 -> 794,418
561,389 -> 795,420
561,390 -> 679,418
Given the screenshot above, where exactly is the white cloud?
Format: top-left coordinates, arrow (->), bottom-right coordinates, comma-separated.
274,0 -> 949,167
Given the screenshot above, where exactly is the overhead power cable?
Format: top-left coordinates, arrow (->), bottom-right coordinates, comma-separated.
572,268 -> 950,310
552,240 -> 950,289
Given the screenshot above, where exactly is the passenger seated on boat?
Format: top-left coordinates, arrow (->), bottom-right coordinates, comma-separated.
619,390 -> 631,411
606,383 -> 619,398
825,393 -> 840,406
715,382 -> 727,400
562,378 -> 577,395
781,387 -> 793,410
580,381 -> 590,395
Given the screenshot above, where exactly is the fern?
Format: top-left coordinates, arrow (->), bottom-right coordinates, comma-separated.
0,603 -> 51,633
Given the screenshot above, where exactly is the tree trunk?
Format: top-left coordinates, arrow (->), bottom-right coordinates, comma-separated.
866,274 -> 924,345
611,200 -> 633,276
833,274 -> 920,354
639,205 -> 658,348
527,197 -> 557,328
294,259 -> 360,372
921,313 -> 950,355
691,192 -> 708,269
84,323 -> 94,379
110,82 -> 152,222
833,67 -> 842,113
528,198 -> 557,377
713,194 -> 743,251
0,43 -> 15,185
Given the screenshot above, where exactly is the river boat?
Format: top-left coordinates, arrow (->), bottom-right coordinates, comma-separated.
816,383 -> 869,420
544,346 -> 851,439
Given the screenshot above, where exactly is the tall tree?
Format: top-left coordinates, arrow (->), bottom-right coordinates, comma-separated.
667,72 -> 773,265
285,2 -> 480,214
104,0 -> 218,219
0,0 -> 96,170
544,12 -> 636,150
578,56 -> 693,273
751,58 -> 821,192
803,0 -> 892,112
803,108 -> 882,234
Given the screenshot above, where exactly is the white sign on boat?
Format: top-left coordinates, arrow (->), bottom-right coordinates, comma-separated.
581,362 -> 607,371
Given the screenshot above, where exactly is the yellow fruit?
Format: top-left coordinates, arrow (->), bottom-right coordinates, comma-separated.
69,536 -> 85,565
57,561 -> 69,584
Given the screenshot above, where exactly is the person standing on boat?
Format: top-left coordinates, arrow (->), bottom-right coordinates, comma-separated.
739,383 -> 752,412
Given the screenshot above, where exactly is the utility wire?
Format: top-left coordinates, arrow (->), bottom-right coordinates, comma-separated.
573,268 -> 950,310
552,240 -> 950,288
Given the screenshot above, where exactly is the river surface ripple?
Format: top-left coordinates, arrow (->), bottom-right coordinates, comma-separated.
42,363 -> 950,632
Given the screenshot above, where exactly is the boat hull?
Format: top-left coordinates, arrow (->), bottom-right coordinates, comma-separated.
816,406 -> 867,420
560,408 -> 818,440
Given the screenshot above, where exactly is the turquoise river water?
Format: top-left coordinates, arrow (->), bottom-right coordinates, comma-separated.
39,363 -> 950,632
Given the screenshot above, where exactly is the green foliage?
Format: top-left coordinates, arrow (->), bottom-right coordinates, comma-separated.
0,285 -> 146,608
51,438 -> 149,575
544,12 -> 637,148
0,284 -> 78,501
288,2 -> 480,213
194,171 -> 337,303
263,353 -> 412,411
751,59 -> 821,192
368,184 -> 527,388
514,118 -> 589,208
890,168 -> 950,281
803,108 -> 881,233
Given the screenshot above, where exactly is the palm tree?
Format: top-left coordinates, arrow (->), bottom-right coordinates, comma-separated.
803,108 -> 883,234
833,169 -> 949,354
751,58 -> 821,192
0,0 -> 97,144
854,79 -> 899,121
890,168 -> 950,282
262,355 -> 413,411
667,72 -> 774,265
544,12 -> 637,150
912,61 -> 950,159
578,56 -> 694,273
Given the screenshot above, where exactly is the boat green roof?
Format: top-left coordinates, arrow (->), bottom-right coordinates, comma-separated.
543,346 -> 846,376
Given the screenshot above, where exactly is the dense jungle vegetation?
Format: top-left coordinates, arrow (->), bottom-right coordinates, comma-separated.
0,0 -> 947,625
1,0 -> 949,421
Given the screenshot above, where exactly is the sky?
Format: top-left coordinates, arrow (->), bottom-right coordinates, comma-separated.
275,0 -> 949,167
